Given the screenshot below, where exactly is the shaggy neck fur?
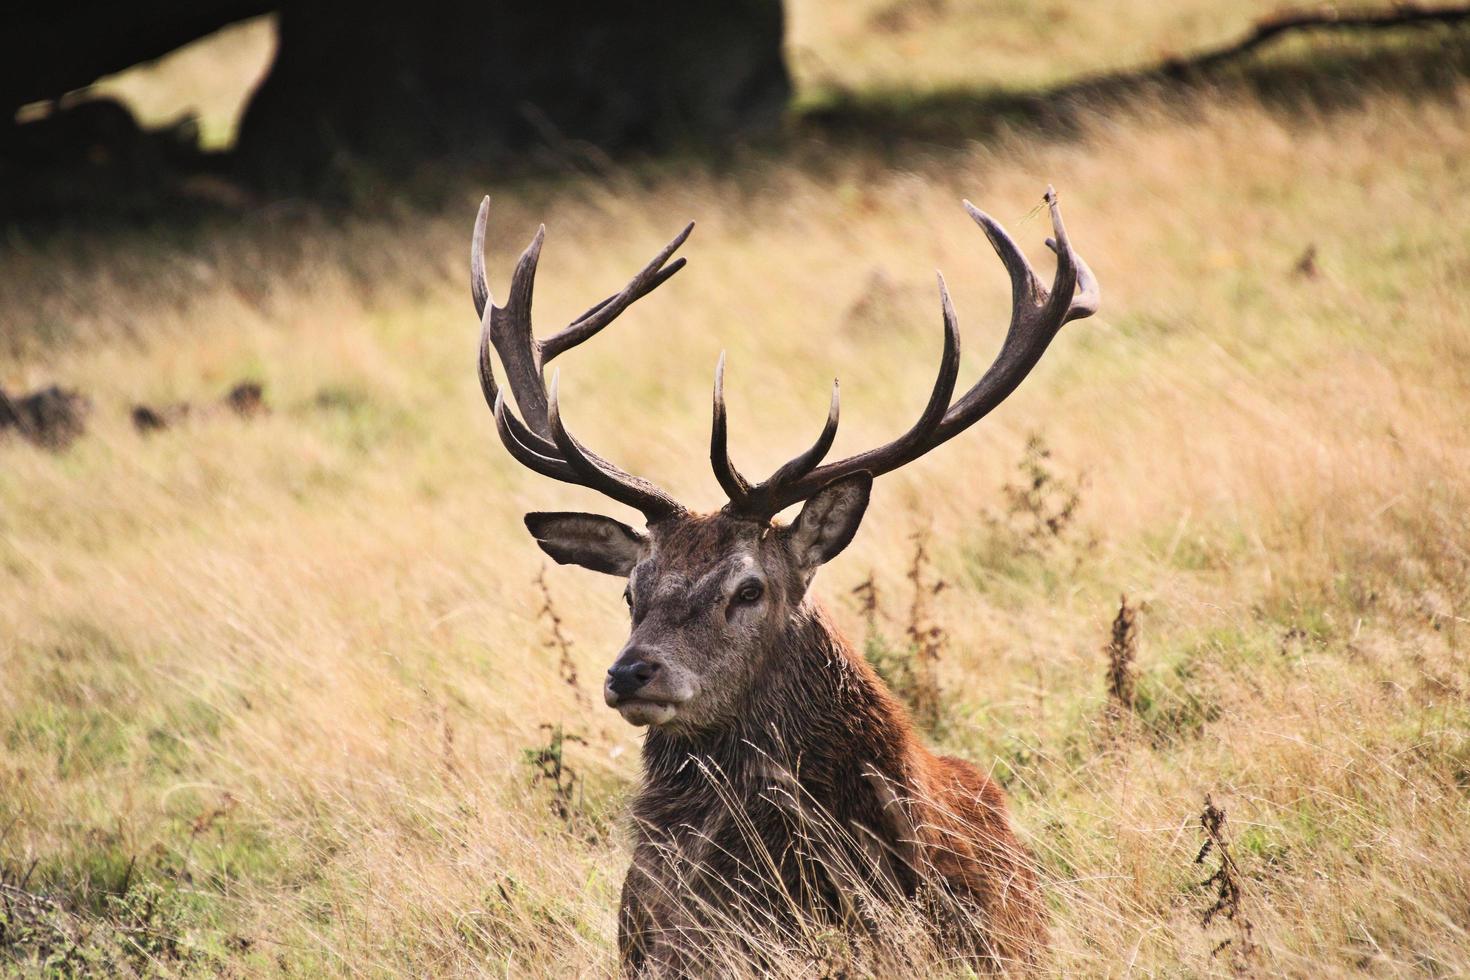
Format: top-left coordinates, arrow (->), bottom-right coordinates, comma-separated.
637,601 -> 917,832
620,598 -> 1047,974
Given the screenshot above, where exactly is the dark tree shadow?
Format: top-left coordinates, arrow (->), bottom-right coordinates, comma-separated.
797,12 -> 1470,152
3,11 -> 1469,232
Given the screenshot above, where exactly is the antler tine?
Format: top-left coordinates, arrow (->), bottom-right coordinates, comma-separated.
471,196 -> 492,318
472,197 -> 507,420
493,390 -> 580,482
882,270 -> 964,460
472,200 -> 689,523
713,352 -> 844,516
541,222 -> 694,363
741,274 -> 960,514
1042,186 -> 1099,324
1046,238 -> 1099,321
547,373 -> 684,521
932,186 -> 1095,440
477,290 -> 501,411
762,379 -> 840,489
1033,186 -> 1080,330
962,198 -> 1043,313
496,379 -> 562,458
710,352 -> 754,502
480,272 -> 568,463
473,199 -> 554,439
735,187 -> 1095,516
488,225 -> 551,436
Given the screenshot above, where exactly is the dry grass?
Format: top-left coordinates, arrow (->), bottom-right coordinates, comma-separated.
3,8 -> 1470,977
788,0 -> 1284,97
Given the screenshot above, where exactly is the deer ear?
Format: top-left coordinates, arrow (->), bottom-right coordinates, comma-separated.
524,512 -> 647,577
785,473 -> 873,576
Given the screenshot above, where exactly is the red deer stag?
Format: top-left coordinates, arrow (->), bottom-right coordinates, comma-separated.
469,188 -> 1097,975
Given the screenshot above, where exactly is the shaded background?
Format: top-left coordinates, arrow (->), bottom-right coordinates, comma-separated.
7,0 -> 1469,213
4,1 -> 791,206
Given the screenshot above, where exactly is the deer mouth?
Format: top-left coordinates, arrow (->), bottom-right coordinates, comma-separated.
608,696 -> 680,727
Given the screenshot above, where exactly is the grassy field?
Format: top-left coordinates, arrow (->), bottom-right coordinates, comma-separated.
3,4 -> 1470,976
787,0 -> 1284,97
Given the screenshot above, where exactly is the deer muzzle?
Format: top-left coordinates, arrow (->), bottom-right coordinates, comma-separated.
604,648 -> 686,726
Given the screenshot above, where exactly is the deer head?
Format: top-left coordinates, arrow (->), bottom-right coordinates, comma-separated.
470,190 -> 1097,731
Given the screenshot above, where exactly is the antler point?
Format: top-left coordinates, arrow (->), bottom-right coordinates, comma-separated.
474,202 -> 686,522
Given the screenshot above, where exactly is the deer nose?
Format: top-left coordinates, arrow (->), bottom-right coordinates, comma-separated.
607,656 -> 659,697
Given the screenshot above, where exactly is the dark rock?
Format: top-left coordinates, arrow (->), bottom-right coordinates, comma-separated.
0,385 -> 90,450
131,402 -> 192,434
224,381 -> 266,418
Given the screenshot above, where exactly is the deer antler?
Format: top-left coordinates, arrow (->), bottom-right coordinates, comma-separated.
472,197 -> 692,522
713,186 -> 1098,517
475,188 -> 1096,524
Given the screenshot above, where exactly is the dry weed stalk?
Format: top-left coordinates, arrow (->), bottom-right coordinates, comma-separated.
999,433 -> 1084,550
535,566 -> 586,706
905,531 -> 948,733
189,792 -> 238,837
851,573 -> 880,636
1292,243 -> 1320,279
1195,794 -> 1257,972
439,702 -> 459,778
1105,594 -> 1139,726
524,723 -> 586,825
851,533 -> 950,733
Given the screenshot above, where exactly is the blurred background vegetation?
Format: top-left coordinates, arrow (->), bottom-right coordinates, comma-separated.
2,1 -> 1469,976
6,0 -> 1469,213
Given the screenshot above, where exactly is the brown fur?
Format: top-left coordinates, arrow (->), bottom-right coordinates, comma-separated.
608,513 -> 1046,975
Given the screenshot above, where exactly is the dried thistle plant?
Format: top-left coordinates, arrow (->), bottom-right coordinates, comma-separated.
1195,794 -> 1257,972
524,723 -> 587,825
999,433 -> 1084,550
536,566 -> 586,706
1105,594 -> 1139,725
851,574 -> 880,636
904,531 -> 948,733
852,531 -> 950,734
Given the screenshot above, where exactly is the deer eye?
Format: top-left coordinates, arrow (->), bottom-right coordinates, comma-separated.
735,581 -> 764,604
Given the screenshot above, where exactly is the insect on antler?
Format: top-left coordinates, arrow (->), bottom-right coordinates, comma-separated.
712,186 -> 1098,518
471,197 -> 693,523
